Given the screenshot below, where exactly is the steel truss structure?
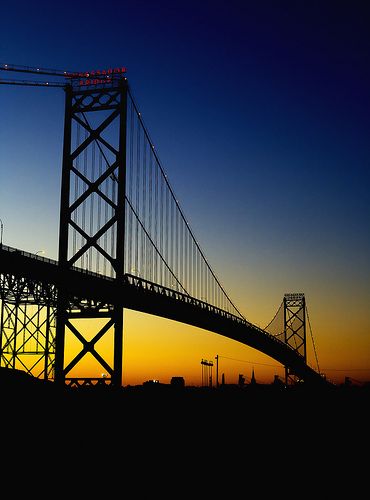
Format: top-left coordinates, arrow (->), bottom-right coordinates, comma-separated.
283,293 -> 306,385
55,79 -> 127,387
0,273 -> 57,379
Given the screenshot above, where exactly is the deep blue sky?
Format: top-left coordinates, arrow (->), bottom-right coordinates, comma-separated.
1,0 -> 370,381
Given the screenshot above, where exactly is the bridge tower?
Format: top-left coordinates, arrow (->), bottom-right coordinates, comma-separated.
283,292 -> 306,386
55,77 -> 128,387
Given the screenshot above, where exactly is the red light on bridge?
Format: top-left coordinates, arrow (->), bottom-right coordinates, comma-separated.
66,67 -> 127,79
79,78 -> 113,86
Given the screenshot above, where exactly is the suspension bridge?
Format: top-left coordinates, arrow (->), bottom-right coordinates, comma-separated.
0,63 -> 327,388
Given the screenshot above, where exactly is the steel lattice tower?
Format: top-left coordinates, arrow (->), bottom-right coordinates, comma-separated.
0,274 -> 57,379
54,78 -> 127,387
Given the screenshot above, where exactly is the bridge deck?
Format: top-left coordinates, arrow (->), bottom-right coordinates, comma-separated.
0,245 -> 327,385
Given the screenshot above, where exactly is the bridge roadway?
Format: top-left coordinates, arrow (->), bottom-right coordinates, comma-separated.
0,245 -> 327,385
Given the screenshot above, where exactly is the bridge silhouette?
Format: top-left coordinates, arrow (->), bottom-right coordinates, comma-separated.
0,63 -> 327,388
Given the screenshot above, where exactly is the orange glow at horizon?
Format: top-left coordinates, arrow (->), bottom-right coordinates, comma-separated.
1,297 -> 369,386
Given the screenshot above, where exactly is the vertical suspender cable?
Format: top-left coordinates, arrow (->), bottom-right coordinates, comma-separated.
97,151 -> 102,274
82,127 -> 88,269
135,115 -> 140,275
148,150 -> 153,282
90,141 -> 95,272
142,138 -> 147,279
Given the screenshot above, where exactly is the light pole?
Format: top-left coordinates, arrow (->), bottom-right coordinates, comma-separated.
201,359 -> 213,387
215,354 -> 219,388
0,218 -> 3,247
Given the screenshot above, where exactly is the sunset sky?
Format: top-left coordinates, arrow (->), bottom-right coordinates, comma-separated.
1,0 -> 369,386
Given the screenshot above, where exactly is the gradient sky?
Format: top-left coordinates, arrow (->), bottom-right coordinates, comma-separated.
1,0 -> 369,385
